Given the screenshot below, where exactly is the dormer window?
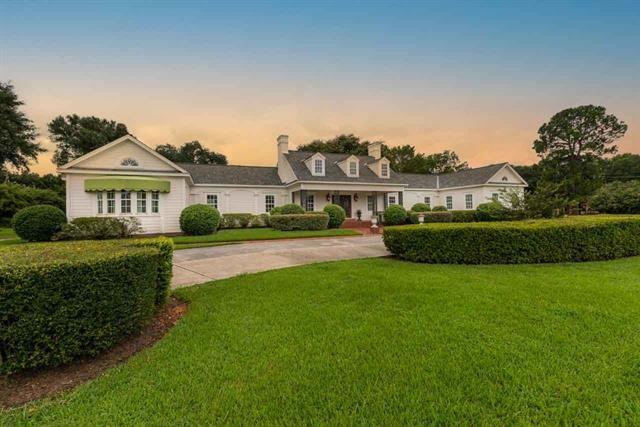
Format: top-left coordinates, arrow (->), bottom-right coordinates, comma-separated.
349,161 -> 357,176
314,159 -> 323,175
381,163 -> 389,177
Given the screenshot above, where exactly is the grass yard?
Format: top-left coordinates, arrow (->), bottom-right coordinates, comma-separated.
171,227 -> 360,249
0,227 -> 22,246
3,257 -> 640,424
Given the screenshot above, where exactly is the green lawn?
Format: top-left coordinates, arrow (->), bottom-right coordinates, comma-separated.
4,257 -> 640,424
171,227 -> 360,249
0,228 -> 22,246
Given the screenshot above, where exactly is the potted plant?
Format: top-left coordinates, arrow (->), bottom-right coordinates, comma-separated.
356,209 -> 362,221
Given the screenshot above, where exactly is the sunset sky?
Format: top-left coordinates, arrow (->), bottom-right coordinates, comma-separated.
1,0 -> 638,174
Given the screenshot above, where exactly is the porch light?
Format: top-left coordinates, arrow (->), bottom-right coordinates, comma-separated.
326,193 -> 331,202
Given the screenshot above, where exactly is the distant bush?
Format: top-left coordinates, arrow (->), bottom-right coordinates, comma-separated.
54,216 -> 141,240
12,205 -> 67,242
410,203 -> 431,212
270,213 -> 329,231
475,201 -> 510,222
323,204 -> 347,228
0,183 -> 65,221
383,216 -> 640,264
0,237 -> 173,374
179,204 -> 221,235
431,205 -> 448,212
383,205 -> 407,225
590,181 -> 640,214
270,204 -> 305,215
451,210 -> 477,222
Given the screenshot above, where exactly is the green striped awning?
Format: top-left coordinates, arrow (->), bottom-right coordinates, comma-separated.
84,176 -> 171,193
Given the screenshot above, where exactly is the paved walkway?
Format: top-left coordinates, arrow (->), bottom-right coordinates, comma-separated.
172,235 -> 388,288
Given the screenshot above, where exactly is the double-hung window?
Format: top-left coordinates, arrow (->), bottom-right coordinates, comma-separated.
207,194 -> 218,209
349,161 -> 357,176
491,193 -> 499,202
446,196 -> 453,210
388,194 -> 397,205
151,191 -> 160,213
265,195 -> 275,212
137,191 -> 147,214
367,195 -> 374,211
107,191 -> 116,214
97,192 -> 103,214
305,194 -> 315,211
465,194 -> 473,210
424,196 -> 431,208
314,159 -> 323,175
121,191 -> 131,214
381,163 -> 389,177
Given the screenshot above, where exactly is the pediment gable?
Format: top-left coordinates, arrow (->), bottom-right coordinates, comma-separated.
487,164 -> 527,185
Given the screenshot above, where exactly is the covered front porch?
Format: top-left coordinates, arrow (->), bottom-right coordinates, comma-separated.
288,183 -> 406,220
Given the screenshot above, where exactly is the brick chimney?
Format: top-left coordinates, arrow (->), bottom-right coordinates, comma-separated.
367,141 -> 382,159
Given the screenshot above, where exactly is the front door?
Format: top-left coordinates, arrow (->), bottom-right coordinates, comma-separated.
333,195 -> 352,218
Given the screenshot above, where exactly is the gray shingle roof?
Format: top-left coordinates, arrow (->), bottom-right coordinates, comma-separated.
177,163 -> 282,186
398,163 -> 508,189
283,151 -> 406,184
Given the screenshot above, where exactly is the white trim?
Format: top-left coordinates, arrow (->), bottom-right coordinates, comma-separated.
59,134 -> 190,174
287,180 -> 407,188
406,183 -> 526,191
193,183 -> 285,189
486,164 -> 528,186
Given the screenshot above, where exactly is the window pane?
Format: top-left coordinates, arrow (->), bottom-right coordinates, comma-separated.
349,162 -> 357,175
207,194 -> 218,209
121,191 -> 131,214
446,196 -> 453,210
389,195 -> 396,205
107,191 -> 116,214
151,191 -> 159,213
265,195 -> 275,212
137,191 -> 147,214
424,196 -> 430,208
367,195 -> 374,211
465,194 -> 473,209
314,159 -> 323,174
306,195 -> 314,212
381,163 -> 388,177
97,192 -> 103,214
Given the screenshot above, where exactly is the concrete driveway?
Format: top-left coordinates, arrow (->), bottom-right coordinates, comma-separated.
172,235 -> 388,288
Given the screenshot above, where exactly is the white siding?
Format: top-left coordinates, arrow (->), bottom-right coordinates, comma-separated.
189,186 -> 288,214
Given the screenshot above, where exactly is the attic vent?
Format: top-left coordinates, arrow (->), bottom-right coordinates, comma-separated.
501,176 -> 508,182
121,158 -> 139,167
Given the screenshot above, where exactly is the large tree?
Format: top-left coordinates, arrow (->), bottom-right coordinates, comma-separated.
155,141 -> 227,165
297,134 -> 370,155
533,105 -> 627,199
48,114 -> 129,166
0,82 -> 43,173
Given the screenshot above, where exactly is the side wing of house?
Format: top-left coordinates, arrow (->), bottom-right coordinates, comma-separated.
58,135 -> 192,233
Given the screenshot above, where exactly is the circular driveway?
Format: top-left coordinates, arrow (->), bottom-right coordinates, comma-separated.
172,235 -> 388,287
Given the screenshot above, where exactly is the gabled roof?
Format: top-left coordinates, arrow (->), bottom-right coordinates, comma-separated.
177,163 -> 282,186
58,134 -> 189,174
398,163 -> 520,189
283,151 -> 405,184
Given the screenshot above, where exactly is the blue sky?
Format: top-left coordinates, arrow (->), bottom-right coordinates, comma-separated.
1,0 -> 638,173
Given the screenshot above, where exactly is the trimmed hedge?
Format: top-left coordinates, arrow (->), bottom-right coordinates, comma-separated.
54,216 -> 141,240
432,205 -> 448,212
475,201 -> 510,222
451,210 -> 477,223
270,204 -> 305,215
383,205 -> 407,225
411,203 -> 431,212
180,204 -> 221,235
12,204 -> 67,242
219,213 -> 270,229
323,204 -> 346,228
270,213 -> 329,231
383,216 -> 640,264
0,237 -> 173,374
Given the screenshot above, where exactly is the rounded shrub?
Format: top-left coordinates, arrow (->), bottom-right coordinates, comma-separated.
323,203 -> 346,228
383,204 -> 408,225
12,204 -> 66,242
431,205 -> 448,212
270,203 -> 305,215
411,203 -> 431,212
475,201 -> 510,222
383,216 -> 640,264
179,204 -> 221,235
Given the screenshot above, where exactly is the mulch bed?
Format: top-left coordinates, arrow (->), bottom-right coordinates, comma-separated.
0,296 -> 188,409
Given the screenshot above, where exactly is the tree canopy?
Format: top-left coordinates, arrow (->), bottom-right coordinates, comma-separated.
48,114 -> 129,166
155,141 -> 227,165
533,105 -> 627,199
297,134 -> 467,174
0,82 -> 43,173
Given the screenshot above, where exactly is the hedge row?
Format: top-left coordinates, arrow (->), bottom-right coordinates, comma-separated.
270,213 -> 329,231
0,237 -> 173,374
220,213 -> 270,229
383,216 -> 640,264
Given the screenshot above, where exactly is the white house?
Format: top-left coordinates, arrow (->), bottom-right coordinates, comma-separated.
58,134 -> 527,233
